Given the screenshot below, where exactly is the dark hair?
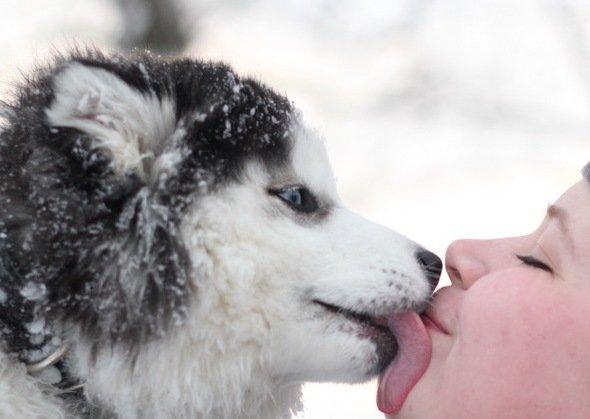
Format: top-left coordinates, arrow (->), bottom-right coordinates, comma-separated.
584,162 -> 590,182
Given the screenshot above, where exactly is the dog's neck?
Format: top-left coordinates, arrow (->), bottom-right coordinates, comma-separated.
0,275 -> 305,419
70,346 -> 303,418
64,313 -> 304,419
0,335 -> 303,419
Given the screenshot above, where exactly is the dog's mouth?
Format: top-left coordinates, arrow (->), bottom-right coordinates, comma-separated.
313,299 -> 398,373
313,300 -> 388,331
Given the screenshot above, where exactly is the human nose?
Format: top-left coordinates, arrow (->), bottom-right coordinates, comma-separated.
445,236 -> 528,288
444,239 -> 491,289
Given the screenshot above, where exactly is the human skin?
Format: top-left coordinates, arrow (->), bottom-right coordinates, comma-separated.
388,179 -> 590,419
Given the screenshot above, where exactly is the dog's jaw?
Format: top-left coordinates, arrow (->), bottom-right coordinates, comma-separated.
312,300 -> 399,375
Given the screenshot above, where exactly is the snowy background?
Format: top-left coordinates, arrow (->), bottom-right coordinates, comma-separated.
1,0 -> 589,417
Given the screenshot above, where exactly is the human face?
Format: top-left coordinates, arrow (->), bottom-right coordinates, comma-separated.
391,180 -> 590,419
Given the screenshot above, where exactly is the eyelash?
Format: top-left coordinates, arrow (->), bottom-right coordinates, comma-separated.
516,254 -> 553,273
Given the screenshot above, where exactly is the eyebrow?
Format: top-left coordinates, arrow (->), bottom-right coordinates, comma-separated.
547,204 -> 569,232
546,205 -> 574,252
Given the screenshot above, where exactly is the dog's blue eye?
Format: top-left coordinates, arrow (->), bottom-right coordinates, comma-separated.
281,189 -> 302,206
270,186 -> 319,213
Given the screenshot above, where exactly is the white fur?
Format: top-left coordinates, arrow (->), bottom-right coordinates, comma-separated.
0,349 -> 68,418
46,63 -> 177,181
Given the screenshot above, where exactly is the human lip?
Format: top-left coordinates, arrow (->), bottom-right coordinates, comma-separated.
421,311 -> 450,335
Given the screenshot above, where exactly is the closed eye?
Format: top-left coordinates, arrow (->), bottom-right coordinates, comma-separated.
516,254 -> 553,273
269,185 -> 320,213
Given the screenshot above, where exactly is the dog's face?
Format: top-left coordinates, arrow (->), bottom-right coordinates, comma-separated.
181,124 -> 434,383
0,52 -> 439,412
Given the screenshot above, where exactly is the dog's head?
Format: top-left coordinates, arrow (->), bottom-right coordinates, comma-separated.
186,127 -> 440,384
0,51 -> 439,415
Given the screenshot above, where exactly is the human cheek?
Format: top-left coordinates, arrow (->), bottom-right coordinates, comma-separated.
462,271 -> 559,351
456,271 -> 560,404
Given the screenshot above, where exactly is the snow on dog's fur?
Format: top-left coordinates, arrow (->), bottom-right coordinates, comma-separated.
0,50 -> 440,418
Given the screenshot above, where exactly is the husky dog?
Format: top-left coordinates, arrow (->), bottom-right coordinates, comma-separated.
0,50 -> 441,418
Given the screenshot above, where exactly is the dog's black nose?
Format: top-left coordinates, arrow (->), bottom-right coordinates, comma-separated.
416,249 -> 442,291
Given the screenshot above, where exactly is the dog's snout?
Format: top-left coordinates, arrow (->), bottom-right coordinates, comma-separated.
416,249 -> 442,291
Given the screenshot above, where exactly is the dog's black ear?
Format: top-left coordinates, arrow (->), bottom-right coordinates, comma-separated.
45,62 -> 177,181
38,61 -> 194,346
73,188 -> 193,347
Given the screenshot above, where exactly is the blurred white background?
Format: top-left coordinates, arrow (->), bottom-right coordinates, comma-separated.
1,0 -> 588,417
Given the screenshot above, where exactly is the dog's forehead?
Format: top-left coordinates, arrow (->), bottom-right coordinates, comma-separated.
289,122 -> 336,194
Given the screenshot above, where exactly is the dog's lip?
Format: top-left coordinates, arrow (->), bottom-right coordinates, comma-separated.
312,299 -> 389,329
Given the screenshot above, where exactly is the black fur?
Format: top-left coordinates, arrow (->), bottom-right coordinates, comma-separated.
0,49 -> 296,359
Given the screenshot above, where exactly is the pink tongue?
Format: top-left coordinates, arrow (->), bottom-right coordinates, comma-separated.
377,312 -> 431,415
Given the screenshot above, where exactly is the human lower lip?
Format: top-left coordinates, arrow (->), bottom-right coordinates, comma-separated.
421,313 -> 449,335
